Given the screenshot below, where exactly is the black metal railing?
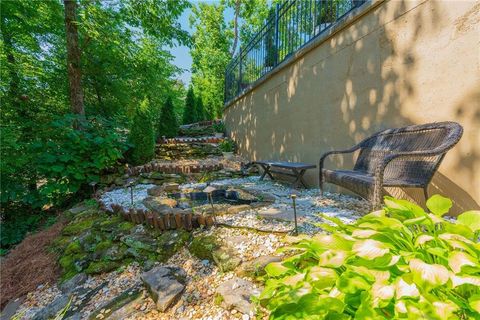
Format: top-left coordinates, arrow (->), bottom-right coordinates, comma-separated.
224,0 -> 366,103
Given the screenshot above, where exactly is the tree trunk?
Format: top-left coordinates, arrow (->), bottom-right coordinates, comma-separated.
64,0 -> 85,118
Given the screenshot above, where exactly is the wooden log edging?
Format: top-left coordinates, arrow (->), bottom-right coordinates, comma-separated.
159,137 -> 224,144
105,203 -> 214,231
126,162 -> 224,176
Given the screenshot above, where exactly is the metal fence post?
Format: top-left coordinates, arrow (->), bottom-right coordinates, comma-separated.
274,3 -> 280,66
238,49 -> 242,96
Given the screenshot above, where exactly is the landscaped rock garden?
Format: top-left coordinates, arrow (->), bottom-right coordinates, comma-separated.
9,173 -> 369,319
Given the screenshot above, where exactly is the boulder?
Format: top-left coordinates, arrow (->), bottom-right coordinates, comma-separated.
163,183 -> 180,193
142,197 -> 177,214
147,186 -> 165,197
212,248 -> 241,272
237,256 -> 282,277
88,286 -> 142,320
59,273 -> 87,294
215,277 -> 260,315
32,294 -> 69,320
140,266 -> 186,312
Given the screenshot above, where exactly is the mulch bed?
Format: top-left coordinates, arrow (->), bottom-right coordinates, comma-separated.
0,221 -> 65,309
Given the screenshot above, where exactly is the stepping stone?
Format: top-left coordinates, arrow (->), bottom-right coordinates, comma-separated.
215,277 -> 261,315
141,266 -> 186,312
1,297 -> 23,320
257,207 -> 305,222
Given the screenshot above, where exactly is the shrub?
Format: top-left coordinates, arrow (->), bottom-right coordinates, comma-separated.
35,114 -> 128,206
195,95 -> 206,122
129,100 -> 155,165
213,122 -> 225,133
182,86 -> 197,125
258,195 -> 480,319
158,96 -> 179,138
219,139 -> 235,152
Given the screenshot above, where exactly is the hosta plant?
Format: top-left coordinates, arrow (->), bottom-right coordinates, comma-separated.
258,195 -> 480,319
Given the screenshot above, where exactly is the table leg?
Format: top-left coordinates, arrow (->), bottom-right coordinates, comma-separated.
259,164 -> 274,181
292,169 -> 308,188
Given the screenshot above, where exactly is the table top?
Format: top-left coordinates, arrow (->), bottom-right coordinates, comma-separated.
253,161 -> 316,169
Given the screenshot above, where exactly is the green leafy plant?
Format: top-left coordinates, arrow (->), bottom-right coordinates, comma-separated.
183,86 -> 197,125
34,114 -> 128,206
219,139 -> 235,152
258,195 -> 480,319
129,100 -> 155,165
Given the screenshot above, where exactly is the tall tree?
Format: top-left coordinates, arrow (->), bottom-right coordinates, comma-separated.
195,95 -> 206,122
190,0 -> 271,119
183,86 -> 197,124
63,0 -> 85,117
158,96 -> 179,138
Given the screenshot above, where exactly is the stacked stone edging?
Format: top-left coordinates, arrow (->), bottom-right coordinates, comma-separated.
127,162 -> 223,176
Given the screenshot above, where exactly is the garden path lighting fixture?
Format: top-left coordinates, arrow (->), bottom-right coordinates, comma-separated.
203,185 -> 218,225
291,194 -> 298,235
89,181 -> 97,195
126,178 -> 135,208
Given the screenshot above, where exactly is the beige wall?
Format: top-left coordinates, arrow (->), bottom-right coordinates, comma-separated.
223,0 -> 480,214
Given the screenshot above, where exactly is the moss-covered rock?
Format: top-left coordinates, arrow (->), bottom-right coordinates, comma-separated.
85,260 -> 120,274
157,230 -> 191,262
65,241 -> 82,255
188,235 -> 219,261
62,218 -> 96,236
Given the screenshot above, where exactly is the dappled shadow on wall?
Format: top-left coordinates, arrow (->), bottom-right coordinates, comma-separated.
225,0 -> 479,212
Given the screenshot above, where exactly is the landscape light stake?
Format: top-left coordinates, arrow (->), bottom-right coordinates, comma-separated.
126,179 -> 135,208
291,194 -> 298,235
89,181 -> 97,195
208,192 -> 217,225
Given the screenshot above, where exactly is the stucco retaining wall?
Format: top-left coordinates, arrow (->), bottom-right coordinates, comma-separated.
223,0 -> 480,214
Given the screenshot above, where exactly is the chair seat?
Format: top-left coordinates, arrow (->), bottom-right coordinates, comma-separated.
322,169 -> 427,189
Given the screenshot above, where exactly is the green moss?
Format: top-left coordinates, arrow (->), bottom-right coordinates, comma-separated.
95,240 -> 113,252
214,293 -> 224,306
85,260 -> 120,274
62,219 -> 95,236
118,221 -> 135,232
53,236 -> 71,250
188,235 -> 219,261
65,241 -> 82,255
157,230 -> 192,261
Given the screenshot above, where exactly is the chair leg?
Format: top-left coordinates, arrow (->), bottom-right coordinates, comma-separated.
423,187 -> 429,202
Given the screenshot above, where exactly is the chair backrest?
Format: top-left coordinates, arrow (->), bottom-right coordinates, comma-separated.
353,122 -> 463,182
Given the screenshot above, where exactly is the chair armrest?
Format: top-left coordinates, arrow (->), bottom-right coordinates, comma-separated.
319,145 -> 362,170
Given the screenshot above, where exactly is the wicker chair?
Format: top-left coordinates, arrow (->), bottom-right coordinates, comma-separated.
319,122 -> 463,208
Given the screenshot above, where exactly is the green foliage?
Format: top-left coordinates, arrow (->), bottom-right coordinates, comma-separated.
183,86 -> 197,125
259,195 -> 480,319
219,139 -> 235,152
128,100 -> 155,165
195,95 -> 207,121
213,122 -> 226,133
34,115 -> 127,206
158,96 -> 179,138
